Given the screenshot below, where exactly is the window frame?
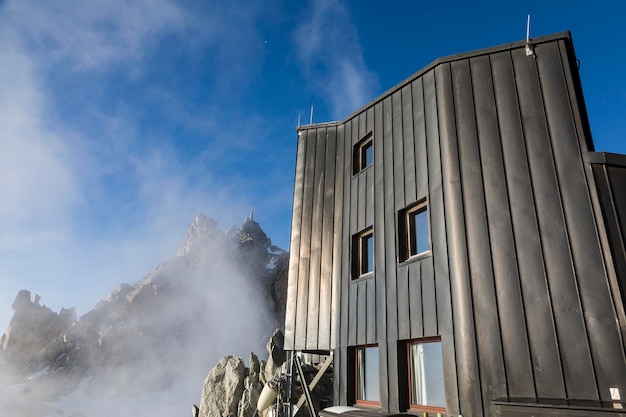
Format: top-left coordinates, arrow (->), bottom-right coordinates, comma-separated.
352,228 -> 374,280
353,132 -> 373,175
406,337 -> 446,414
353,344 -> 380,407
398,200 -> 431,263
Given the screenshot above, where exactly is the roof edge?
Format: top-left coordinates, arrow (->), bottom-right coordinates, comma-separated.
298,31 -> 573,131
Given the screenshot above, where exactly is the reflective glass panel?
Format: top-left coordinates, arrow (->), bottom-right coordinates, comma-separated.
409,341 -> 445,408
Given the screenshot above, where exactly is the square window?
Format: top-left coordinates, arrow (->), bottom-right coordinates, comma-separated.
408,339 -> 446,412
352,229 -> 373,279
353,133 -> 373,174
355,345 -> 380,404
398,202 -> 430,262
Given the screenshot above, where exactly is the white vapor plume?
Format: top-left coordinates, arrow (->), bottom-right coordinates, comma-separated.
294,0 -> 378,119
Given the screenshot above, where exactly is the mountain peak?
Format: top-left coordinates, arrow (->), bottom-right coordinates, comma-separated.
177,213 -> 224,256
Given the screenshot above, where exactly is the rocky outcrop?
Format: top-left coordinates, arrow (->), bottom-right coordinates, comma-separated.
199,356 -> 247,417
1,290 -> 76,372
198,330 -> 287,417
196,328 -> 334,417
264,329 -> 286,382
178,213 -> 225,256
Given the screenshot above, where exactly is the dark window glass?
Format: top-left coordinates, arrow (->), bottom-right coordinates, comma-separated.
362,233 -> 373,273
353,133 -> 373,174
399,202 -> 430,262
352,229 -> 373,279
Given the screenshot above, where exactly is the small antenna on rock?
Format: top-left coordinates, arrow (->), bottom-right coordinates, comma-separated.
525,14 -> 535,57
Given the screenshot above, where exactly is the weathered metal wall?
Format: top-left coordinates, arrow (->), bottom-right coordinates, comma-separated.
588,153 -> 626,344
284,32 -> 626,417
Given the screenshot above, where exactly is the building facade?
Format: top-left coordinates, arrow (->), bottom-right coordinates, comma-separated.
284,32 -> 626,417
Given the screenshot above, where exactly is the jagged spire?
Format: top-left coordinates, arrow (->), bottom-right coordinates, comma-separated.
177,213 -> 223,256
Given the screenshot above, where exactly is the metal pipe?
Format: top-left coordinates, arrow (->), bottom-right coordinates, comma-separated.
294,354 -> 317,417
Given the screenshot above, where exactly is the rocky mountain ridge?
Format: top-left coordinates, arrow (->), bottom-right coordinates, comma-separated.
0,213 -> 289,417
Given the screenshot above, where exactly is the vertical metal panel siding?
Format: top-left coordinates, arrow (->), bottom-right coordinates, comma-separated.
318,126 -> 338,350
366,275 -> 377,344
397,265 -> 410,340
295,129 -> 317,350
340,120 -> 351,351
454,57 -> 508,413
594,163 -> 626,345
541,41 -> 626,399
372,100 -> 390,409
437,61 -> 483,417
425,66 -> 460,414
365,107 -> 377,347
306,128 -> 326,350
284,129 -> 308,349
382,94 -> 398,411
515,43 -> 598,399
605,165 -> 626,288
407,261 -> 423,338
399,84 -> 416,344
505,48 -> 566,399
402,84 -> 417,203
330,125 -> 346,350
607,166 -> 626,240
357,280 -> 367,345
394,87 -> 411,342
414,78 -> 429,201
421,257 -> 437,337
366,108 -> 376,228
484,50 -> 536,399
339,119 -> 352,404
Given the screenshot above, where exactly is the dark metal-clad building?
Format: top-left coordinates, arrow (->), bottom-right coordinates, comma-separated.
284,32 -> 626,417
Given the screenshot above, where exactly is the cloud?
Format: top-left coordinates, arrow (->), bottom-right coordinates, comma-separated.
4,0 -> 190,72
0,0 -> 276,326
0,25 -> 86,282
294,0 -> 378,119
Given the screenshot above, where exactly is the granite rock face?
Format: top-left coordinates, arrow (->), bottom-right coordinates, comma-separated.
198,330 -> 287,417
196,329 -> 333,417
199,356 -> 247,417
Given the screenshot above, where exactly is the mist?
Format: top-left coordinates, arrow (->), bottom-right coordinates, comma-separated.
0,214 -> 285,417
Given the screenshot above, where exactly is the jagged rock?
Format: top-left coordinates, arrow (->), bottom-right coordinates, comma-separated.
179,213 -> 225,256
199,355 -> 248,417
238,352 -> 264,417
264,329 -> 285,382
1,291 -> 76,372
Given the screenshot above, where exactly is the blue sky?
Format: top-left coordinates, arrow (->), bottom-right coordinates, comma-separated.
1,0 -> 625,327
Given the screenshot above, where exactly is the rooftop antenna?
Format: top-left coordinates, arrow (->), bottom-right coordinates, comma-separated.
309,103 -> 314,125
525,14 -> 535,56
297,114 -> 301,129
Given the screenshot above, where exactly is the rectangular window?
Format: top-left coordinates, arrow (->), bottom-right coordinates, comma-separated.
398,201 -> 430,262
353,132 -> 373,174
408,339 -> 445,413
355,345 -> 380,405
352,228 -> 373,279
